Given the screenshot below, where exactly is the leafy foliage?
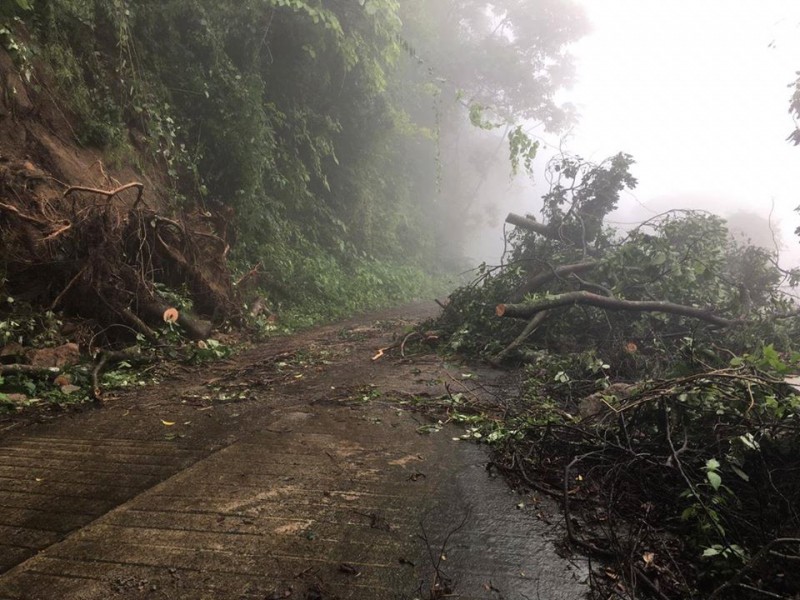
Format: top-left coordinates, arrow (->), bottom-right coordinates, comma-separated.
438,153 -> 798,373
16,0 -> 587,325
789,71 -> 800,146
13,0 -> 585,320
432,149 -> 800,598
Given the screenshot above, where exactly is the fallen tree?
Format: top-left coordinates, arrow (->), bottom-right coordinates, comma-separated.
437,154 -> 797,368
433,153 -> 800,599
0,161 -> 239,347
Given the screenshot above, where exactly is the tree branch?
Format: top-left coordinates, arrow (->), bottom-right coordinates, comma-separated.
506,212 -> 600,255
506,212 -> 554,238
0,364 -> 61,376
497,291 -> 736,328
510,260 -> 599,301
491,309 -> 551,364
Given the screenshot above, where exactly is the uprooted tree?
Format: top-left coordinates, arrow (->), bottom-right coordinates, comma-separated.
0,162 -> 239,347
434,153 -> 800,599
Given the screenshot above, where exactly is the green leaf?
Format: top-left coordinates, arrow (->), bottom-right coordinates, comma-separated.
705,458 -> 720,471
730,465 -> 750,482
738,434 -> 760,451
707,471 -> 722,491
702,547 -> 721,557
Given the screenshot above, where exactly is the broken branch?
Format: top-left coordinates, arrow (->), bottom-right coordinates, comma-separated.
506,212 -> 554,238
510,260 -> 599,301
497,291 -> 736,328
0,364 -> 60,376
491,310 -> 551,364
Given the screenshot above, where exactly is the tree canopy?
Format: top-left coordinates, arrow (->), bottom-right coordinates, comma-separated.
4,0 -> 588,309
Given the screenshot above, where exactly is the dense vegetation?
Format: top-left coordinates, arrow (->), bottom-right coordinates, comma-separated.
0,0 -> 588,403
433,152 -> 800,599
0,0 -> 587,327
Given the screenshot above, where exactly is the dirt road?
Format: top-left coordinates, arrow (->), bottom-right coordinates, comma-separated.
0,304 -> 587,599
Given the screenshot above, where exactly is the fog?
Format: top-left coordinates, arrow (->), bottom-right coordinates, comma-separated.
466,1 -> 800,266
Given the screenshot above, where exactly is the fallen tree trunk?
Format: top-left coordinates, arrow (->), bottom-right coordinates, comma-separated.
497,291 -> 736,328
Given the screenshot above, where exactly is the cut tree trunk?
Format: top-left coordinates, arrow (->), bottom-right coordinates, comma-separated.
506,213 -> 553,238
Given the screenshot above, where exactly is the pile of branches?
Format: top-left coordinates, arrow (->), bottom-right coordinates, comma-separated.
437,154 -> 798,369
0,160 -> 239,347
433,153 -> 800,598
491,366 -> 800,599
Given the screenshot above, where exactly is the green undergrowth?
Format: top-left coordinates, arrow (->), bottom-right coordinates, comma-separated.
250,253 -> 448,332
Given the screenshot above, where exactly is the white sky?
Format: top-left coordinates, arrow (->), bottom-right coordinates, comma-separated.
548,0 -> 800,256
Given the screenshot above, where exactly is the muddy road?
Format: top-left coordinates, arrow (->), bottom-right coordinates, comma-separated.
0,304 -> 587,599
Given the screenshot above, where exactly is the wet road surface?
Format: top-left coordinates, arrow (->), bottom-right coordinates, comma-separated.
0,304 -> 587,599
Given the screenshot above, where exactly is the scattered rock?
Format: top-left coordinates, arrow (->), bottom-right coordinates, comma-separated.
1,393 -> 28,404
29,342 -> 80,368
0,341 -> 25,359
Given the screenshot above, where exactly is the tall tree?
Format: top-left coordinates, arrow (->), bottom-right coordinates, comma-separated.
395,0 -> 589,263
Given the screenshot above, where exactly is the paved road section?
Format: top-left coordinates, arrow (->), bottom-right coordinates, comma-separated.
0,306 -> 587,599
0,434 -> 205,574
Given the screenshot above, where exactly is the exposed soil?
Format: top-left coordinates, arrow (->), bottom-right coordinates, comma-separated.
0,45 -> 238,353
0,303 -> 588,599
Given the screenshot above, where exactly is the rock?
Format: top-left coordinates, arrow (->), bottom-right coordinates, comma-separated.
53,373 -> 72,387
579,382 -> 634,421
0,341 -> 25,358
1,393 -> 28,404
29,343 -> 80,368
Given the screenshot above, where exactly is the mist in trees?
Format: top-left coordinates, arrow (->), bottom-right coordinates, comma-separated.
5,0 -> 800,329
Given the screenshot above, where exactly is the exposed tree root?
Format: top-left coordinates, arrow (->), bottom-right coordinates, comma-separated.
0,170 -> 239,348
64,181 -> 145,207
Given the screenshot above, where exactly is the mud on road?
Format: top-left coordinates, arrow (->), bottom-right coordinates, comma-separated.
0,303 -> 587,599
